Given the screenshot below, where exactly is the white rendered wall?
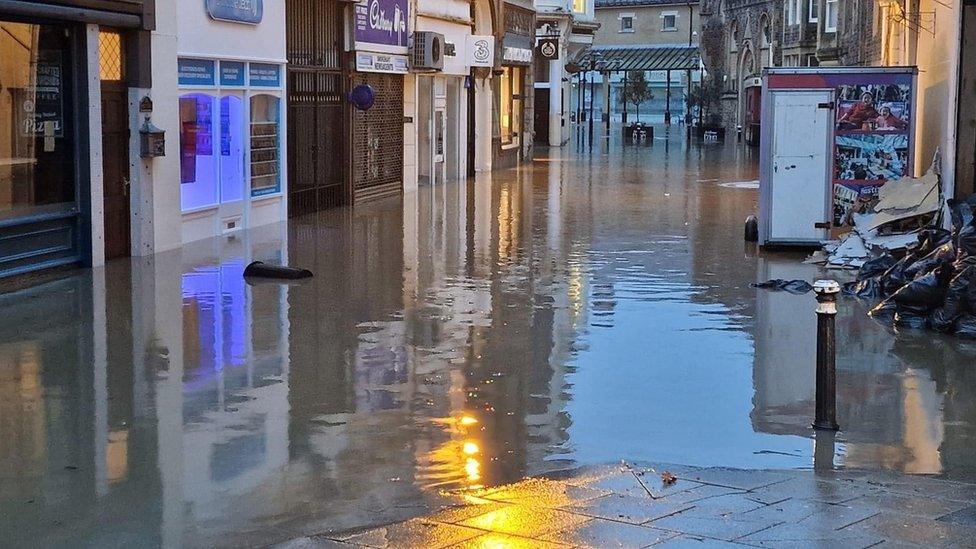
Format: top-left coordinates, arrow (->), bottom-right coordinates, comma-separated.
176,0 -> 287,62
86,25 -> 105,267
404,74 -> 418,193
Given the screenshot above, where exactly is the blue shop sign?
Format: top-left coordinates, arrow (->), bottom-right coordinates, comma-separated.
206,0 -> 264,25
249,63 -> 281,87
220,61 -> 246,86
178,58 -> 215,86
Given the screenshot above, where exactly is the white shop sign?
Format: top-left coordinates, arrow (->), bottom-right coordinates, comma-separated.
503,46 -> 532,63
466,35 -> 495,67
356,52 -> 409,74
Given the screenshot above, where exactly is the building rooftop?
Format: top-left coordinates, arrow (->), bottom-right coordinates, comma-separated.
595,0 -> 698,7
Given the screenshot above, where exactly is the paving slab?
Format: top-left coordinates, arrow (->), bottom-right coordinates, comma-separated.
652,534 -> 757,548
648,513 -> 784,542
458,505 -> 590,539
850,492 -> 971,520
449,533 -> 569,548
840,512 -> 976,547
335,518 -> 484,549
539,518 -> 679,548
563,493 -> 696,525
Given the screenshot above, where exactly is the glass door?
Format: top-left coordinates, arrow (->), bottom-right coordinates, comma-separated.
219,94 -> 245,228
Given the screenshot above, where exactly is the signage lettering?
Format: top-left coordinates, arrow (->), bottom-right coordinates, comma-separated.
356,52 -> 409,74
178,58 -> 216,86
206,0 -> 264,25
466,35 -> 495,67
355,0 -> 409,48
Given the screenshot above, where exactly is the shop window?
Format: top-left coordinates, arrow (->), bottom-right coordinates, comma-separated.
573,0 -> 585,14
662,13 -> 677,31
180,94 -> 219,211
499,66 -> 524,146
0,21 -> 77,222
98,31 -> 124,81
249,95 -> 281,197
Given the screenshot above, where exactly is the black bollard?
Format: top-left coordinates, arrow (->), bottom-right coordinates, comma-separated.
813,280 -> 840,431
744,215 -> 759,242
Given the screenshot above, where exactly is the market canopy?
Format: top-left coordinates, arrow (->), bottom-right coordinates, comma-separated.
574,45 -> 700,72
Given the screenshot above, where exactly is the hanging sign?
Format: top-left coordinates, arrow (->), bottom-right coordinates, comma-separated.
220,61 -> 246,86
466,35 -> 495,67
178,58 -> 216,86
206,0 -> 264,25
537,37 -> 559,60
356,52 -> 409,74
249,63 -> 282,87
355,0 -> 409,49
503,47 -> 533,63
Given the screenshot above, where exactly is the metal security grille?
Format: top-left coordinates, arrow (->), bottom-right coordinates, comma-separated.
352,73 -> 404,202
286,0 -> 346,216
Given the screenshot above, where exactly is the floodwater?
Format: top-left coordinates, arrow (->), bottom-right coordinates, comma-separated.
3,128 -> 976,546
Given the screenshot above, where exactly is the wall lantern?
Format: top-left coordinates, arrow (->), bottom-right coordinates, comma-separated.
140,118 -> 166,158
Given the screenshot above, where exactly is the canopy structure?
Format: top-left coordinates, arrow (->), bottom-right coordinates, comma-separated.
576,45 -> 701,72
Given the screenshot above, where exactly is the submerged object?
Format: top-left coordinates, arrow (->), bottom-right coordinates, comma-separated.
243,261 -> 313,280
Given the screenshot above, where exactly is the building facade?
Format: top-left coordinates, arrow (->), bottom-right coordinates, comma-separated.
534,0 -> 599,146
0,0 -> 159,277
588,0 -> 700,125
700,0 -> 971,199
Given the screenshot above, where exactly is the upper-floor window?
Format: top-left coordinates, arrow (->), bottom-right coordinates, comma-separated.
662,12 -> 677,31
573,0 -> 585,14
809,0 -> 820,23
785,0 -> 803,25
825,0 -> 838,31
620,15 -> 634,32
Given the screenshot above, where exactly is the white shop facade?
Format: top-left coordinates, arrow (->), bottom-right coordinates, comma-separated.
175,0 -> 287,243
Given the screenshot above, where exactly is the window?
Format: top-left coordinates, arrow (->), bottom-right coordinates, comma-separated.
0,21 -> 78,223
786,0 -> 803,25
499,66 -> 523,146
180,94 -> 219,210
662,12 -> 677,31
825,0 -> 838,31
249,95 -> 281,197
620,16 -> 634,32
573,0 -> 585,14
98,31 -> 124,81
809,0 -> 819,23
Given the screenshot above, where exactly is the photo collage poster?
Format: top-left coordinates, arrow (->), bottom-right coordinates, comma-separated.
832,75 -> 913,226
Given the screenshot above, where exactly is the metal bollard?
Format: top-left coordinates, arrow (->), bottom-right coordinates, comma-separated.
813,280 -> 840,431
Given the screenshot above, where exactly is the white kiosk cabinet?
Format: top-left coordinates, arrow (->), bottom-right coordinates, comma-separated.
758,67 -> 918,247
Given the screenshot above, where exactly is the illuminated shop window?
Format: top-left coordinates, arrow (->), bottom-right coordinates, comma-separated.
249,94 -> 281,197
219,96 -> 245,203
179,94 -> 219,210
499,66 -> 523,146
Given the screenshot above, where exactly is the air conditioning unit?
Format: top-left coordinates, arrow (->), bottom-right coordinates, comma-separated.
411,31 -> 445,71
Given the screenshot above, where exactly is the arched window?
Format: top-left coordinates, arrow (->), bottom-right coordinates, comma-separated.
180,93 -> 219,211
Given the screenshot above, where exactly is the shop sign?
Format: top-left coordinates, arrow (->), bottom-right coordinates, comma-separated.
178,58 -> 216,86
503,47 -> 532,63
220,61 -> 246,86
537,37 -> 559,60
249,63 -> 282,87
19,51 -> 64,137
355,0 -> 409,48
206,0 -> 264,25
356,52 -> 409,74
465,35 -> 494,67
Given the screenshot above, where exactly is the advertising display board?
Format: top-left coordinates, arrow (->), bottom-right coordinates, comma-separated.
758,67 -> 918,247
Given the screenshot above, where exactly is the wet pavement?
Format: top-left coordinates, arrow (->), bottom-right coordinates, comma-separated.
282,462 -> 976,548
3,127 -> 976,547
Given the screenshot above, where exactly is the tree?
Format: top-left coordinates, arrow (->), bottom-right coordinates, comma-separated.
622,71 -> 654,123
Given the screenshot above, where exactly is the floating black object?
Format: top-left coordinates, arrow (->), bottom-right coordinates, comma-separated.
243,261 -> 313,279
744,215 -> 759,242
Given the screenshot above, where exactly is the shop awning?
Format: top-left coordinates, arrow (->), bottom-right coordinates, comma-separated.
577,45 -> 700,72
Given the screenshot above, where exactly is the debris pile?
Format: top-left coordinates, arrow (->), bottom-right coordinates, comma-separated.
846,197 -> 976,337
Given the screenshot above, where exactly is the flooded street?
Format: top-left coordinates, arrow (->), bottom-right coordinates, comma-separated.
3,129 -> 976,547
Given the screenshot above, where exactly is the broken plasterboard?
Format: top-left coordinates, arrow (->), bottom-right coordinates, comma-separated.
867,171 -> 940,231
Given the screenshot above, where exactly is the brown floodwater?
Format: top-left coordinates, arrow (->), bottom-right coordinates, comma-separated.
2,128 -> 975,547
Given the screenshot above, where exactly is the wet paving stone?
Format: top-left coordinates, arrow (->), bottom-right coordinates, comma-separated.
648,513 -> 785,542
538,518 -> 678,548
458,506 -> 590,539
652,534 -> 759,547
851,492 -> 972,519
743,475 -> 874,505
449,532 -> 569,548
840,512 -> 976,547
936,504 -> 976,527
335,518 -> 484,548
563,493 -> 696,525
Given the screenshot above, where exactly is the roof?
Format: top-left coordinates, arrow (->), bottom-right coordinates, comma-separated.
595,0 -> 698,8
577,44 -> 700,71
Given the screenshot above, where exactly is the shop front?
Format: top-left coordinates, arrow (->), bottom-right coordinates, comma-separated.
352,0 -> 408,201
495,2 -> 535,169
176,0 -> 287,244
412,11 -> 474,187
0,0 -> 152,278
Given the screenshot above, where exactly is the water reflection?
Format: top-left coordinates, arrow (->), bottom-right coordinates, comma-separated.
2,131 -> 976,545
